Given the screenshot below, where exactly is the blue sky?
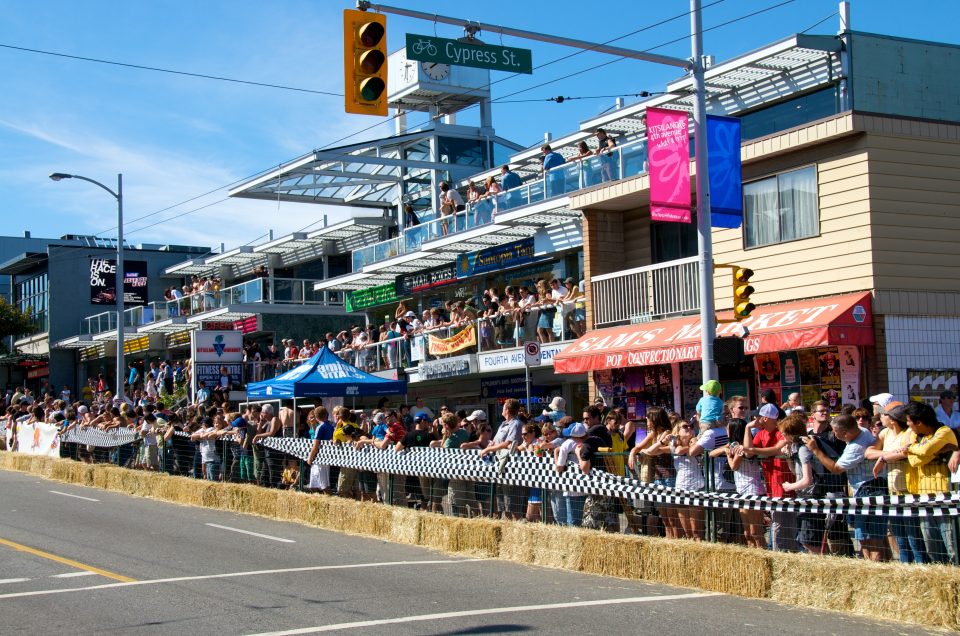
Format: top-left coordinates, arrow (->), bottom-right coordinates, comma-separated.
1,0 -> 957,251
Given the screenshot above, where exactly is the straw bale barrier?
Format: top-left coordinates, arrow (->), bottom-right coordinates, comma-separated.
2,452 -> 958,631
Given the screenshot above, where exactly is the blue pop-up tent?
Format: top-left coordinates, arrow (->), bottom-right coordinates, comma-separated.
245,346 -> 406,399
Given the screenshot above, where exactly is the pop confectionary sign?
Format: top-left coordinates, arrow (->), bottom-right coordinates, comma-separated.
406,33 -> 533,74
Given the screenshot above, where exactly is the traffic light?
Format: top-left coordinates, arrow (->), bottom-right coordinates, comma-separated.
732,266 -> 756,320
343,9 -> 388,116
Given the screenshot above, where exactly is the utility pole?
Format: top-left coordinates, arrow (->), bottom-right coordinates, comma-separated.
358,0 -> 718,383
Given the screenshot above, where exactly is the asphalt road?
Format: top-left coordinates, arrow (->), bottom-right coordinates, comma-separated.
0,469 -> 930,636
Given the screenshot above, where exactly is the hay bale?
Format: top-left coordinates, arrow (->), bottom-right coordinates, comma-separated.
390,507 -> 421,545
419,513 -> 456,551
346,501 -> 393,538
454,517 -> 502,557
498,523 -> 586,571
298,493 -> 332,527
771,553 -> 960,630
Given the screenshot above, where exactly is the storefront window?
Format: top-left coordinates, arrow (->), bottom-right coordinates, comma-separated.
744,165 -> 818,248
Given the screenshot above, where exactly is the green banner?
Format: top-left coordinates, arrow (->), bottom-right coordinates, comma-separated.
345,283 -> 401,312
406,34 -> 533,74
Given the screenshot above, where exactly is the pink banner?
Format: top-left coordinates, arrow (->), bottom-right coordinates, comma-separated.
647,107 -> 691,223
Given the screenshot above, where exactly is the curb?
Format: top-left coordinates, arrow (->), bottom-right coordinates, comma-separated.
3,453 -> 957,630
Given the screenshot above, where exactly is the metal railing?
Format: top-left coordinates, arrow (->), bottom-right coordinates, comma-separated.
352,139 -> 648,271
591,256 -> 700,328
80,278 -> 344,335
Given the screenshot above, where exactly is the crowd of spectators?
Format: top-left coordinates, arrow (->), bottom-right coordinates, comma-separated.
161,274 -> 223,317
5,380 -> 958,565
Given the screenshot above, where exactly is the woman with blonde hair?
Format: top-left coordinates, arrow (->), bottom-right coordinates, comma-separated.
630,407 -> 682,538
670,419 -> 705,540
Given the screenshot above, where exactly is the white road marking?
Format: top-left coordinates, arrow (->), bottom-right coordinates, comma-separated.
49,490 -> 99,502
245,592 -> 723,635
51,571 -> 97,579
0,578 -> 30,585
0,559 -> 476,600
205,523 -> 295,543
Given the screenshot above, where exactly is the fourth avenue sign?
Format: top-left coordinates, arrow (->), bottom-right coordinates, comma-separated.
405,33 -> 533,74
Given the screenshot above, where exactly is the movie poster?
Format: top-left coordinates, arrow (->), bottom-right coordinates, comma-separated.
817,347 -> 841,385
755,352 -> 781,406
798,349 -> 821,386
838,346 -> 861,406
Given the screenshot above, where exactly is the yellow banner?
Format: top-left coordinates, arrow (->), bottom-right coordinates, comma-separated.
428,323 -> 476,356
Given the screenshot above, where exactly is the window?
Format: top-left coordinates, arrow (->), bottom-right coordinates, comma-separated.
743,166 -> 818,248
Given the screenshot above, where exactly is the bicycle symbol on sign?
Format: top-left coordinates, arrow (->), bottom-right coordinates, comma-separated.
411,38 -> 438,56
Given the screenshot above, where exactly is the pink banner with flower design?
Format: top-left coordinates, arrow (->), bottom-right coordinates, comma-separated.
647,107 -> 691,223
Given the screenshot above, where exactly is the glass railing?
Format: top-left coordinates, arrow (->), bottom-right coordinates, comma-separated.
337,303 -> 584,374
352,139 -> 647,271
81,278 -> 345,335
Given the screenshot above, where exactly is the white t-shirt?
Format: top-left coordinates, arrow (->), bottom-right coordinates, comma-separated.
696,427 -> 733,491
444,188 -> 464,208
935,405 -> 960,430
139,421 -> 157,446
198,427 -> 220,463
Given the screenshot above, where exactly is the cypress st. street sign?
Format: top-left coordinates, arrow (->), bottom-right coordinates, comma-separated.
405,33 -> 533,74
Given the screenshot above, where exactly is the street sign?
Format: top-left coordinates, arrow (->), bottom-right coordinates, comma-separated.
406,33 -> 533,74
524,341 -> 541,367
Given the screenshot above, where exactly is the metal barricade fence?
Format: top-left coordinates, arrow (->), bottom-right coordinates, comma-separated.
48,434 -> 960,565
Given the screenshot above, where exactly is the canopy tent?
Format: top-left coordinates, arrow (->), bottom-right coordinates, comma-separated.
246,346 -> 407,399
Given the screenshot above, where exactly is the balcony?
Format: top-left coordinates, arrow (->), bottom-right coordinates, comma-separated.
351,138 -> 649,271
590,256 -> 701,329
78,278 -> 344,337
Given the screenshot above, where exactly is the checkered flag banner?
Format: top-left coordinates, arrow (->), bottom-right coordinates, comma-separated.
260,438 -> 960,517
62,427 -> 137,448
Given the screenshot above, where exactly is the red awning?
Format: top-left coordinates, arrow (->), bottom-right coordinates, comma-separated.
553,292 -> 874,374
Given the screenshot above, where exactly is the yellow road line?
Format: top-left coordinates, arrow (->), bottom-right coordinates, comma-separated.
0,536 -> 136,583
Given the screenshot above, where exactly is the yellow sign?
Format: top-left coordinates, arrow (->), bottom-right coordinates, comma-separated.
428,323 -> 477,356
123,335 -> 150,355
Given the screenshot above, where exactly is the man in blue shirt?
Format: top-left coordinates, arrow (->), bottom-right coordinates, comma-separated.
500,165 -> 521,190
541,144 -> 565,197
805,414 -> 885,561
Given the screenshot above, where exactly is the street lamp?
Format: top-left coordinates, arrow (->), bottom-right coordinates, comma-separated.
49,172 -> 126,401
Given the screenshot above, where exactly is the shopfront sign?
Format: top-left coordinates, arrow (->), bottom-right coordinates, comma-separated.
191,330 -> 243,363
555,292 -> 874,374
478,341 -> 567,373
406,33 -> 533,74
480,374 -> 557,399
418,354 -> 477,381
428,323 -> 476,356
396,263 -> 458,296
89,258 -> 148,306
201,321 -> 236,331
456,238 -> 535,278
345,283 -> 401,312
123,335 -> 150,355
647,107 -> 691,223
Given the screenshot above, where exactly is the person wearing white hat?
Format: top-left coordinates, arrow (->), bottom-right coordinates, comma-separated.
542,396 -> 566,423
554,421 -> 588,526
869,393 -> 895,411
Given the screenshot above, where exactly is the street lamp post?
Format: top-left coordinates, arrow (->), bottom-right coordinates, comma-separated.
49,172 -> 125,401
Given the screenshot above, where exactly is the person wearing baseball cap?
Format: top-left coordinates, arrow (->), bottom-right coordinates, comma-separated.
869,392 -> 895,410
748,400 -> 799,552
935,390 -> 960,430
553,421 -> 589,526
542,396 -> 566,422
465,409 -> 487,423
697,380 -> 724,427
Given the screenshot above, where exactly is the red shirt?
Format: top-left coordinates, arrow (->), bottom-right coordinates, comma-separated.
753,427 -> 793,498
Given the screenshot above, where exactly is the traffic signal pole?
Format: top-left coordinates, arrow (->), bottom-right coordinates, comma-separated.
356,0 -> 719,383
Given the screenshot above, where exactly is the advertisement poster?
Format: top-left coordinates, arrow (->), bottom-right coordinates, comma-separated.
779,351 -> 801,391
798,349 -> 821,386
801,386 -> 822,412
908,368 -> 959,407
817,347 -> 841,385
646,107 -> 691,223
90,258 -> 148,306
755,352 -> 781,405
821,385 -> 842,411
722,379 -> 750,403
8,421 -> 61,458
838,346 -> 861,405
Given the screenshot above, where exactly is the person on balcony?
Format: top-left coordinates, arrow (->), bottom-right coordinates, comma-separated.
534,279 -> 557,344
595,128 -> 618,182
438,182 -> 464,236
541,144 -> 566,198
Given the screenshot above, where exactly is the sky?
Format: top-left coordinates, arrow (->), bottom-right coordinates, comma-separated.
1,0 -> 958,253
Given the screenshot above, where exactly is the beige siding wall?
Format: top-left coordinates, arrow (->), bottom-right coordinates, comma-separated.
711,135 -> 875,310
622,206 -> 652,270
865,132 -> 960,291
